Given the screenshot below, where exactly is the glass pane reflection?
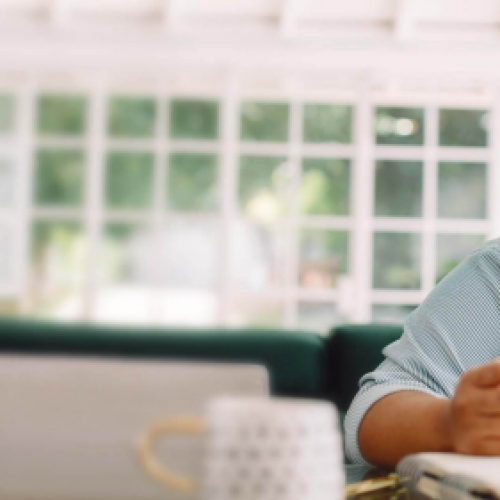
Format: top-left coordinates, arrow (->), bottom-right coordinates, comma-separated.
299,230 -> 349,289
373,232 -> 421,290
31,221 -> 85,319
375,107 -> 424,146
438,162 -> 487,219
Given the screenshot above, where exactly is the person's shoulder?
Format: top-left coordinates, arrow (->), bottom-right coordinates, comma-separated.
471,238 -> 500,258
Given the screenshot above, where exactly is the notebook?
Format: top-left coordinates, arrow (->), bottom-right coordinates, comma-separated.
397,452 -> 500,500
0,355 -> 269,500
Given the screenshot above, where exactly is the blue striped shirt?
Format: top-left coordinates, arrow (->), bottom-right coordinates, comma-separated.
344,238 -> 500,465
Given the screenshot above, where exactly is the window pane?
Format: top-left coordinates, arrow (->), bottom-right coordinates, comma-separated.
101,223 -> 153,284
373,232 -> 421,289
0,95 -> 15,133
107,97 -> 157,138
31,221 -> 85,319
238,156 -> 287,221
168,153 -> 219,212
95,223 -> 153,325
438,162 -> 487,219
439,109 -> 488,147
162,219 -> 220,290
37,95 -> 87,136
105,151 -> 154,209
229,297 -> 284,327
0,155 -> 15,208
436,233 -> 486,283
375,160 -> 423,217
299,230 -> 349,289
372,304 -> 417,323
241,102 -> 289,142
157,219 -> 221,324
230,222 -> 286,291
158,289 -> 219,326
303,104 -> 352,144
375,107 -> 424,146
297,302 -> 346,334
301,158 -> 350,216
170,99 -> 218,139
34,149 -> 85,207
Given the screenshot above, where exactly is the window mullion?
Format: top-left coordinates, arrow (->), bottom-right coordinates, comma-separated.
219,74 -> 239,324
285,93 -> 302,328
489,88 -> 500,240
352,82 -> 373,323
17,84 -> 36,314
83,84 -> 106,321
422,104 -> 438,295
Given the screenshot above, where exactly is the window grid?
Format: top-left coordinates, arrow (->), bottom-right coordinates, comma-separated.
0,82 -> 495,328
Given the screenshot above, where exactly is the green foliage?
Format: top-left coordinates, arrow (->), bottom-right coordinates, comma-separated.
168,153 -> 219,212
108,97 -> 157,138
241,102 -> 289,142
375,160 -> 423,217
105,151 -> 154,209
300,229 -> 350,279
0,95 -> 15,133
439,109 -> 488,147
31,221 -> 84,316
373,232 -> 421,290
301,158 -> 350,216
103,223 -> 147,283
303,104 -> 352,144
37,95 -> 87,135
238,156 -> 286,216
34,149 -> 85,206
438,162 -> 486,219
170,99 -> 219,139
375,107 -> 424,146
32,221 -> 82,261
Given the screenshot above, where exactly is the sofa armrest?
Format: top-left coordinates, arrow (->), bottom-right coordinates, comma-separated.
325,324 -> 403,414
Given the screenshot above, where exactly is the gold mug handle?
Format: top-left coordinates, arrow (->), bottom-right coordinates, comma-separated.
136,416 -> 206,495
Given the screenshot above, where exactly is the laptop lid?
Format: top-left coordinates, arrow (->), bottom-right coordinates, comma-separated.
0,355 -> 269,500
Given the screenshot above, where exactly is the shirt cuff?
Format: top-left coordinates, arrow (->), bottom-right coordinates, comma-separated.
344,382 -> 443,466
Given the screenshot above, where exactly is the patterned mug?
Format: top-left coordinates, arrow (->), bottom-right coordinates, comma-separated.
136,396 -> 343,500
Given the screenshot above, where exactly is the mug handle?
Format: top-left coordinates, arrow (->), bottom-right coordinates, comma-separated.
136,416 -> 206,495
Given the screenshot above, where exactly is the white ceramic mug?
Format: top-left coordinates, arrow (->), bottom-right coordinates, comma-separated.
136,397 -> 344,500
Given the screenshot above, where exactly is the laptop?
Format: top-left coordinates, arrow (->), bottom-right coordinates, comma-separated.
0,355 -> 269,500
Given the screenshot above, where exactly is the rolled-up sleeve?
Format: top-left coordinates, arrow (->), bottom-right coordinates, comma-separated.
344,240 -> 500,465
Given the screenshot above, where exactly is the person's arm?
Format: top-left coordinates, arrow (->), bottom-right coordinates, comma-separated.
358,360 -> 500,469
345,241 -> 500,467
359,391 -> 451,469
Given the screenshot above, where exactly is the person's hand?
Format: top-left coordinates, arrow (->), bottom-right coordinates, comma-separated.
448,360 -> 500,455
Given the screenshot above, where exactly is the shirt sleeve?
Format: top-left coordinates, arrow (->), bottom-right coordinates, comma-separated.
344,240 -> 500,465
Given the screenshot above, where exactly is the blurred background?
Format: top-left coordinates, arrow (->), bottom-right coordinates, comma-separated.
0,0 -> 497,331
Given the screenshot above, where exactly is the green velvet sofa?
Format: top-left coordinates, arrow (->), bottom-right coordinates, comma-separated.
0,318 -> 403,419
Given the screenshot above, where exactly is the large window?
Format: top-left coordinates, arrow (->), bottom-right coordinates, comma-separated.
0,85 -> 493,330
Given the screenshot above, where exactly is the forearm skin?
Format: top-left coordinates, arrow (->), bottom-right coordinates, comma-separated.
358,391 -> 453,469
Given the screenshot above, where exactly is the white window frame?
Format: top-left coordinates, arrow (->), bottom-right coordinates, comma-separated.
0,74 -> 497,329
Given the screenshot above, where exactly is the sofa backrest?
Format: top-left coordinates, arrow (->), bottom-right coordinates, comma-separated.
0,319 -> 405,414
326,324 -> 403,415
0,319 -> 327,400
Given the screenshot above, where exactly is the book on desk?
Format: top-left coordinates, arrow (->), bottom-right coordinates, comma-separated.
397,453 -> 500,500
